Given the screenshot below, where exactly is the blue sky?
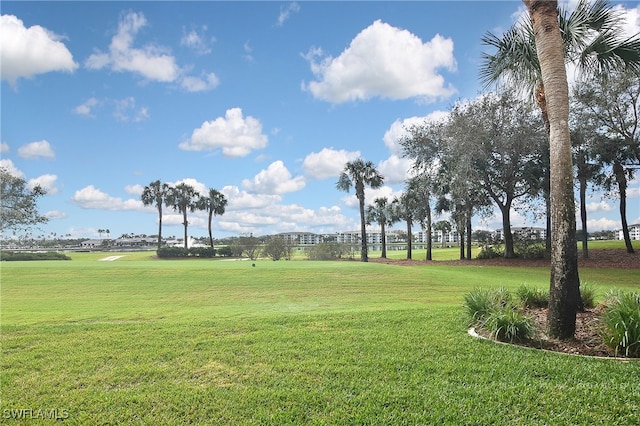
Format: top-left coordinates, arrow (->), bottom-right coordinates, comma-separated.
1,1 -> 639,240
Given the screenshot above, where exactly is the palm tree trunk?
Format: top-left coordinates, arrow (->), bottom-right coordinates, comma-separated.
359,197 -> 368,262
208,210 -> 214,249
525,0 -> 580,339
183,210 -> 189,250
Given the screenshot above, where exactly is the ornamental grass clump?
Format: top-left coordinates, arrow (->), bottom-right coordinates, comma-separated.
516,284 -> 549,308
579,283 -> 597,310
601,291 -> 640,358
463,287 -> 534,343
463,287 -> 510,325
484,306 -> 535,343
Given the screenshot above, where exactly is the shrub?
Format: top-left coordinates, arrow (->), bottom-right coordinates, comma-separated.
601,291 -> 640,358
579,283 -> 597,310
0,251 -> 71,261
516,284 -> 549,308
189,247 -> 216,258
217,246 -> 233,257
513,233 -> 546,259
157,247 -> 189,258
307,242 -> 345,260
476,245 -> 503,260
484,306 -> 535,343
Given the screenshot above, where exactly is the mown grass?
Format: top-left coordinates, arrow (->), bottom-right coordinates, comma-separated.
2,249 -> 639,424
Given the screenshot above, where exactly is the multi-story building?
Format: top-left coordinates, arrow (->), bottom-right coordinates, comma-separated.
615,224 -> 640,240
494,226 -> 546,241
275,232 -> 324,245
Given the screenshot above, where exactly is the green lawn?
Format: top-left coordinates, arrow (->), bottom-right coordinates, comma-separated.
2,249 -> 639,424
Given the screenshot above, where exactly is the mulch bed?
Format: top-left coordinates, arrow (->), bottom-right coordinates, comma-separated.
370,249 -> 639,359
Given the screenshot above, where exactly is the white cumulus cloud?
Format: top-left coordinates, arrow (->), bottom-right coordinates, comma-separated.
0,159 -> 23,177
72,185 -> 142,210
0,14 -> 78,85
85,11 -> 180,82
303,20 -> 457,103
378,155 -> 413,185
180,108 -> 268,157
17,140 -> 55,159
242,160 -> 306,195
383,110 -> 449,155
28,174 -> 58,195
587,217 -> 620,232
302,148 -> 360,180
220,185 -> 281,210
586,201 -> 615,213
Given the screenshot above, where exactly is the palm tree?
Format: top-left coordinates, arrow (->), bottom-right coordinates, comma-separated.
141,180 -> 170,250
165,183 -> 200,250
392,191 -> 420,260
336,159 -> 384,262
482,0 -> 639,339
521,0 -> 580,339
433,220 -> 451,249
366,197 -> 393,259
198,188 -> 228,249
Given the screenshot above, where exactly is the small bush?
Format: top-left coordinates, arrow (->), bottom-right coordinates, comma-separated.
157,247 -> 189,258
580,283 -> 597,310
189,247 -> 216,258
307,242 -> 345,260
516,284 -> 549,308
601,291 -> 640,358
484,306 -> 535,343
217,246 -> 233,257
476,245 -> 503,260
515,242 -> 546,259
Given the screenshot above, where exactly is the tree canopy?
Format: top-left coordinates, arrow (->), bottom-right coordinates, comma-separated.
0,167 -> 48,233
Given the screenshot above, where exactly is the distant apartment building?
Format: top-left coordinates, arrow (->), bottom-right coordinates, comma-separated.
275,232 -> 324,245
494,226 -> 546,241
615,224 -> 640,240
334,230 -> 404,245
416,229 -> 459,244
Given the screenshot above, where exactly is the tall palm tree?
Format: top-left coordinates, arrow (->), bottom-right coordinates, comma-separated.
366,197 -> 393,259
522,0 -> 581,339
336,158 -> 384,262
392,191 -> 420,261
482,0 -> 639,339
165,183 -> 200,250
405,174 -> 434,261
198,188 -> 228,249
141,180 -> 170,250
